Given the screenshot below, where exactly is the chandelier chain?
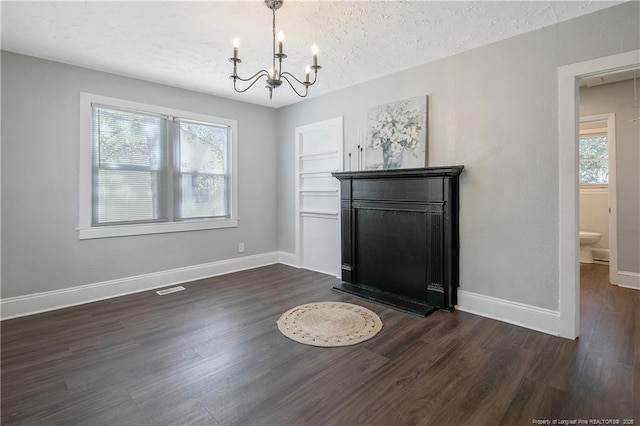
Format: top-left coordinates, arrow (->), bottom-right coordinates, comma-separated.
272,9 -> 276,74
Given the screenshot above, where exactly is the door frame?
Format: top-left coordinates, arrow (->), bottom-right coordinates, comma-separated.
558,49 -> 639,339
294,117 -> 344,273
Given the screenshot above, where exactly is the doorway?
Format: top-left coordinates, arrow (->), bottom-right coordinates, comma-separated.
294,117 -> 344,277
558,49 -> 640,339
578,113 -> 616,276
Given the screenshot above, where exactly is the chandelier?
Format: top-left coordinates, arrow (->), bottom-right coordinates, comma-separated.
229,0 -> 321,99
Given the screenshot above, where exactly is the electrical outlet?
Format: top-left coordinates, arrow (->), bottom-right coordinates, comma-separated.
238,242 -> 245,253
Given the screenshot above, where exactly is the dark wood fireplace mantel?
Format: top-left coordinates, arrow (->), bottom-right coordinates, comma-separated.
331,166 -> 463,316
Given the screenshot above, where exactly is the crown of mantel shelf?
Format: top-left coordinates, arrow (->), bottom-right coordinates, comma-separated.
332,166 -> 464,179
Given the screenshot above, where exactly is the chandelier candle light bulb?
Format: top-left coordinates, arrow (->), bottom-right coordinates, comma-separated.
232,37 -> 239,59
228,0 -> 321,99
278,30 -> 284,55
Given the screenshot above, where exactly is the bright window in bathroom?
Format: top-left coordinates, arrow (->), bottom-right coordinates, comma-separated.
579,121 -> 608,186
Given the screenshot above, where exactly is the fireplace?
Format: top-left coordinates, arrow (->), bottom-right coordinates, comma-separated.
331,166 -> 463,315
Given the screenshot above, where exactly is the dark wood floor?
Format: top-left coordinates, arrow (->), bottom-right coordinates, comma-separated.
1,263 -> 638,425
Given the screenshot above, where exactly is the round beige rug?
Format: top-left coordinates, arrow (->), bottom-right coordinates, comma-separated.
277,302 -> 382,347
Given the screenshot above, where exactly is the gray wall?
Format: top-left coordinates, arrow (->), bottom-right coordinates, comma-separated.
276,2 -> 640,311
580,79 -> 640,273
2,2 -> 638,306
1,52 -> 278,298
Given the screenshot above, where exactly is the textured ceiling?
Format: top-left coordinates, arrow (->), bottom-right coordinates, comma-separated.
0,1 -> 623,108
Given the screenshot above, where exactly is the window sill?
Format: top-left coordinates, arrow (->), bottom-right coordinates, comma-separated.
78,218 -> 238,240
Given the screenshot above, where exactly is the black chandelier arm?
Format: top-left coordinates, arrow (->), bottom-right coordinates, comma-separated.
232,73 -> 270,93
280,74 -> 309,98
310,69 -> 319,85
232,69 -> 270,83
280,71 -> 318,87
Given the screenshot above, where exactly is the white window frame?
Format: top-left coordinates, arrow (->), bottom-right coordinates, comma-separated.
79,93 -> 238,240
578,130 -> 609,189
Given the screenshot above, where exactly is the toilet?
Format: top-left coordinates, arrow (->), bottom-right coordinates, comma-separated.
579,231 -> 602,263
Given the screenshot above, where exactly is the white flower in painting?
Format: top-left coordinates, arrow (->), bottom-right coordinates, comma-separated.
369,100 -> 424,158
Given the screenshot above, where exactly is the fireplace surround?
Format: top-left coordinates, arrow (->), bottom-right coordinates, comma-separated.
331,166 -> 463,315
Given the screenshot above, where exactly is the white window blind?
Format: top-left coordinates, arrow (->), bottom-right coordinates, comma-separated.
92,106 -> 169,226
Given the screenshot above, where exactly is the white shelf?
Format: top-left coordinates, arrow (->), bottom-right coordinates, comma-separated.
299,151 -> 339,161
299,171 -> 335,178
300,189 -> 339,197
300,209 -> 339,219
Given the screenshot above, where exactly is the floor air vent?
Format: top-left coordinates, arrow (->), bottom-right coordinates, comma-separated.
156,286 -> 186,295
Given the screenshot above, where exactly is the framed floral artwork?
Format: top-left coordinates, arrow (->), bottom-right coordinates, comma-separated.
365,96 -> 428,170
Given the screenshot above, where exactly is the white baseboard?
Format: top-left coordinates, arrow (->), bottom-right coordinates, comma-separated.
300,265 -> 341,279
456,290 -> 561,336
277,251 -> 300,268
1,251 -> 583,336
0,252 -> 280,320
617,271 -> 640,290
592,247 -> 610,262
276,252 -> 340,278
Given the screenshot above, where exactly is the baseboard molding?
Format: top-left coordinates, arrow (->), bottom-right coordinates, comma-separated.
591,248 -> 610,262
456,290 -> 560,336
300,265 -> 341,279
277,251 -> 300,268
276,252 -> 341,278
617,271 -> 640,290
0,252 -> 280,320
1,253 -> 575,334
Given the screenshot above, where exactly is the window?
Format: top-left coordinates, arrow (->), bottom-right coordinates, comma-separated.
176,119 -> 230,220
80,93 -> 238,239
579,134 -> 608,186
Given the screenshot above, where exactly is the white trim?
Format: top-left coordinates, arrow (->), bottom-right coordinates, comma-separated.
456,290 -> 560,336
299,171 -> 335,177
558,63 -> 581,339
580,113 -> 617,285
78,92 -> 239,240
78,218 -> 239,239
79,93 -> 93,230
591,248 -> 610,262
300,209 -> 339,216
277,251 -> 300,268
616,271 -> 640,290
302,264 -> 341,279
300,151 -> 339,161
300,189 -> 339,196
0,252 -> 278,320
295,116 -> 344,270
558,49 -> 640,339
0,38 -> 3,303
